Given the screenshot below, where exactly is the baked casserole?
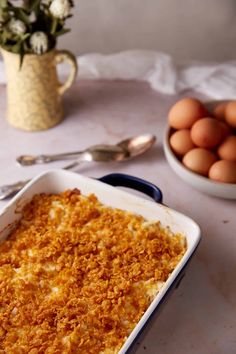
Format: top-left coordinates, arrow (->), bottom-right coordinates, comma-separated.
0,189 -> 186,353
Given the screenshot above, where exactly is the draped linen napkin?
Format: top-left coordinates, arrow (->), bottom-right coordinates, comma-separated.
1,50 -> 236,99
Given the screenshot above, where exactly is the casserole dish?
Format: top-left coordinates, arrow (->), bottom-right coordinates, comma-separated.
0,170 -> 201,353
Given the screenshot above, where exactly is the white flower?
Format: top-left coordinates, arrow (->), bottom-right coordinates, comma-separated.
49,0 -> 71,19
30,32 -> 48,55
8,19 -> 26,35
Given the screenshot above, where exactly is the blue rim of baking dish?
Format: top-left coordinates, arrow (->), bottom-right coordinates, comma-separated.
98,173 -> 199,353
99,173 -> 163,204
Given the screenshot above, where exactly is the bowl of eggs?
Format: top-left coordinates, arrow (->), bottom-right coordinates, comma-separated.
163,97 -> 236,199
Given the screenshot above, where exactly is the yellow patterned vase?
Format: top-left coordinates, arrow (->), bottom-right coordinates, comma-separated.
1,48 -> 78,131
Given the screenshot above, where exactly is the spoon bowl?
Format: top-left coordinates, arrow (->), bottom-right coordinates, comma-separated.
118,134 -> 156,160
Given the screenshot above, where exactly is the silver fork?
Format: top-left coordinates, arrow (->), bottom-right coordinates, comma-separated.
0,161 -> 79,201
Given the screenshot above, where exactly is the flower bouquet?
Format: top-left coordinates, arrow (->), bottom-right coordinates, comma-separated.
0,0 -> 78,131
0,0 -> 74,61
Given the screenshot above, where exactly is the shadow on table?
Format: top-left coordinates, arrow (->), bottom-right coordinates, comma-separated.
133,250 -> 236,354
69,145 -> 165,178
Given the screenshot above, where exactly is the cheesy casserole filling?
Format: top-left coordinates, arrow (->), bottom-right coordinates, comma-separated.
0,189 -> 186,353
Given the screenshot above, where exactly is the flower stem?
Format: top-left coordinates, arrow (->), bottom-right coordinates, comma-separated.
51,17 -> 58,35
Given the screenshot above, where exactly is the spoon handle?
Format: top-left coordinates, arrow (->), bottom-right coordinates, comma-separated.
17,151 -> 86,166
16,144 -> 124,166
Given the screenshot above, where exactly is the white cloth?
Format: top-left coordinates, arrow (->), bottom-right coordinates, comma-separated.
1,50 -> 236,99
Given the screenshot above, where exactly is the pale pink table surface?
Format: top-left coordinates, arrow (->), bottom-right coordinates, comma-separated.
0,81 -> 235,354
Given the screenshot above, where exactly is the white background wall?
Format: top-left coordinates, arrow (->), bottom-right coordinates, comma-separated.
59,0 -> 236,62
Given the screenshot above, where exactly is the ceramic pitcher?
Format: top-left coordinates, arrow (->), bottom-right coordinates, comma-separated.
1,48 -> 78,131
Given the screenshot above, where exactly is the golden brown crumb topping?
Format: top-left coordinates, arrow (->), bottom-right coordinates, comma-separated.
0,189 -> 186,353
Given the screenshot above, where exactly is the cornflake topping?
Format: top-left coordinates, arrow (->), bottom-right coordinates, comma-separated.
0,189 -> 186,353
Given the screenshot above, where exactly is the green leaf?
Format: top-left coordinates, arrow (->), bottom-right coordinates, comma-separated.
19,44 -> 24,69
26,0 -> 41,13
14,8 -> 31,25
55,28 -> 71,37
21,32 -> 30,41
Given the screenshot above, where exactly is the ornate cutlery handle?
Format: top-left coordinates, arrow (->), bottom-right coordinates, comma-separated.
0,180 -> 29,200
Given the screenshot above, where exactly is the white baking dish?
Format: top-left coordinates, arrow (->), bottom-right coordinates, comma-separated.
0,170 -> 201,353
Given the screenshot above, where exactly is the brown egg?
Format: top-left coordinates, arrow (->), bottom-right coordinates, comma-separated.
217,136 -> 236,162
169,129 -> 195,156
225,101 -> 236,128
219,121 -> 231,140
209,160 -> 236,184
213,102 -> 227,121
191,117 -> 222,148
183,148 -> 217,176
168,98 -> 206,130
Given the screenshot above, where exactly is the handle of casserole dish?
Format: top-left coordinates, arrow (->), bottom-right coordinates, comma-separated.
99,173 -> 163,203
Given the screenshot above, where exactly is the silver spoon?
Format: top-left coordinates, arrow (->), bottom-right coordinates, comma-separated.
0,134 -> 156,200
16,134 -> 156,166
16,144 -> 126,166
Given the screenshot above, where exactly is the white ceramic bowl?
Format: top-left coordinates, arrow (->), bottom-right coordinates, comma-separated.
163,127 -> 236,200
